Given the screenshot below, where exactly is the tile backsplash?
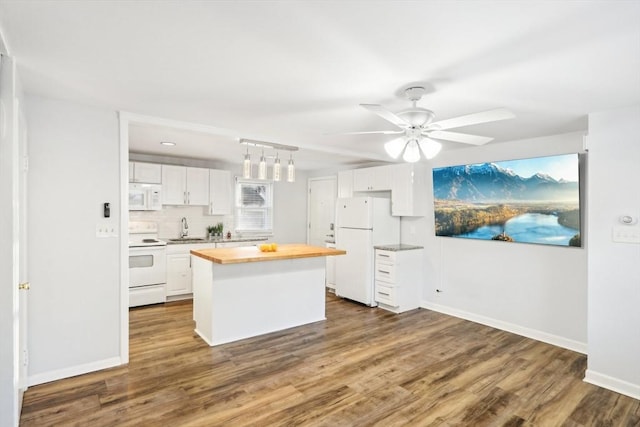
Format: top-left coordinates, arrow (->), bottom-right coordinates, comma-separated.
129,206 -> 234,239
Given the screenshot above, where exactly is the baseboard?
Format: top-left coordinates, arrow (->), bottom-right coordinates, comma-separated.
27,356 -> 122,387
421,301 -> 587,354
584,369 -> 640,400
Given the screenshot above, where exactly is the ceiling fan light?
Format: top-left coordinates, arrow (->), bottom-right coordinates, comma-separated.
418,138 -> 442,159
384,138 -> 406,159
403,140 -> 421,163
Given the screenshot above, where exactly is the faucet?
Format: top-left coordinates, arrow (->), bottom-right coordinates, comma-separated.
180,217 -> 189,238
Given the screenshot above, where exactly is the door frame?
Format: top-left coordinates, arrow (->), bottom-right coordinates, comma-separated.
306,175 -> 337,245
118,112 -> 256,362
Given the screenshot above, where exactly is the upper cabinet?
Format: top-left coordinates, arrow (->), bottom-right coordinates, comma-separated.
353,166 -> 392,192
389,163 -> 427,217
337,170 -> 354,198
208,169 -> 231,215
341,163 -> 426,217
162,165 -> 209,206
129,162 -> 161,184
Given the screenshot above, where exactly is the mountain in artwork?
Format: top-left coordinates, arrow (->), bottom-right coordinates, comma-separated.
432,163 -> 579,202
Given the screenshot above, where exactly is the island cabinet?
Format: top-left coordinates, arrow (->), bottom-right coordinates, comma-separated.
166,240 -> 263,299
208,169 -> 231,215
129,161 -> 162,184
374,245 -> 424,313
191,244 -> 345,346
162,165 -> 209,206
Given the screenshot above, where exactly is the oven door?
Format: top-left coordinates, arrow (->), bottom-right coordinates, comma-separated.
129,245 -> 167,288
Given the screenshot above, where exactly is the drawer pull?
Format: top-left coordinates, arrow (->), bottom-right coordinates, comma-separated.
378,292 -> 390,296
378,269 -> 389,274
379,254 -> 390,257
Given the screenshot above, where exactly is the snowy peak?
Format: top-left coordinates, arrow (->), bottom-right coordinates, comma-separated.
433,162 -> 578,202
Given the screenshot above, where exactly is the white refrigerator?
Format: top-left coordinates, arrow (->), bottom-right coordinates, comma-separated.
335,197 -> 400,306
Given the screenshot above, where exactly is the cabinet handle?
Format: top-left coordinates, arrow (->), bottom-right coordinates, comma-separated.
210,202 -> 213,214
183,192 -> 187,204
378,291 -> 390,296
379,254 -> 390,258
187,191 -> 190,204
378,269 -> 389,274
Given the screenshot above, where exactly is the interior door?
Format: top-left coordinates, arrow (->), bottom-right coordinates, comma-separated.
307,177 -> 337,246
17,100 -> 28,403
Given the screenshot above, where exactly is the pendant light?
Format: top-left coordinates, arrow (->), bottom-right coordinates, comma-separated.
272,153 -> 281,182
242,144 -> 252,179
287,153 -> 295,182
239,138 -> 298,182
258,149 -> 267,180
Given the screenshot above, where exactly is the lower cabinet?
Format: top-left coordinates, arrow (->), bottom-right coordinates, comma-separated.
374,247 -> 423,313
166,243 -> 211,299
325,242 -> 336,291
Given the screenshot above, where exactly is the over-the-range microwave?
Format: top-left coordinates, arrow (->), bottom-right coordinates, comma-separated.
129,183 -> 162,211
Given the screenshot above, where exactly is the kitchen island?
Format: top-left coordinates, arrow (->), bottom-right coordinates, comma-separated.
191,244 -> 346,346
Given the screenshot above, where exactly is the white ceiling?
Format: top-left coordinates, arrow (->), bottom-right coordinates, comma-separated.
1,1 -> 639,170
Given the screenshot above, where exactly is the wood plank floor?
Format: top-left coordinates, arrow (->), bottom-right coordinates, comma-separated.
21,293 -> 639,426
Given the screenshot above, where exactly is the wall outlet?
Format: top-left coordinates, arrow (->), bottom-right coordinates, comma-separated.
612,226 -> 640,244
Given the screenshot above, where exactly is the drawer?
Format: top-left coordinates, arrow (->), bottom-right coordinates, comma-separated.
375,262 -> 396,283
375,250 -> 396,265
375,283 -> 398,307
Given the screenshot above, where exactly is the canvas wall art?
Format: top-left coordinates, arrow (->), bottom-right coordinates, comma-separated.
432,153 -> 581,247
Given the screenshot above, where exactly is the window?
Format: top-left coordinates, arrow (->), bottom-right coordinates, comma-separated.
235,179 -> 273,234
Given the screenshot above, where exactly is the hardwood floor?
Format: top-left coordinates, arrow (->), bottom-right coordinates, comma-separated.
21,293 -> 639,426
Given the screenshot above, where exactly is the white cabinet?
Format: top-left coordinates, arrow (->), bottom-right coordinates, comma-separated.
325,242 -> 336,291
374,247 -> 423,313
337,170 -> 353,198
166,242 -> 213,299
353,166 -> 392,192
208,169 -> 231,215
166,252 -> 191,296
389,163 -> 426,216
129,162 -> 162,183
162,165 -> 209,206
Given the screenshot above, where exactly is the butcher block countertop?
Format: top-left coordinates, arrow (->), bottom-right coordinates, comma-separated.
191,243 -> 346,265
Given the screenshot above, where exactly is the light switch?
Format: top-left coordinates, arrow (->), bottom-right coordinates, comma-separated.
612,226 -> 640,244
96,224 -> 118,238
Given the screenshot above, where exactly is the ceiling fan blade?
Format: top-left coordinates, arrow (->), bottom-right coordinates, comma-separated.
428,108 -> 515,130
360,104 -> 410,128
425,130 -> 493,145
334,130 -> 404,136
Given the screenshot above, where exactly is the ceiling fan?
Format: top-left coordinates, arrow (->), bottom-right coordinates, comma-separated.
345,86 -> 515,162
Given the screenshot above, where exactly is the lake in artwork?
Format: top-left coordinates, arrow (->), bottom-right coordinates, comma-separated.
433,154 -> 582,247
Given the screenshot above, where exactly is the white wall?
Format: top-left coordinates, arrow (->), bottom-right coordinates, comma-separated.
585,105 -> 640,399
413,132 -> 588,352
26,95 -> 122,385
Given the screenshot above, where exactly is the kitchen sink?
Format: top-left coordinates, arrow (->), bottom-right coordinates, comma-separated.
167,238 -> 207,243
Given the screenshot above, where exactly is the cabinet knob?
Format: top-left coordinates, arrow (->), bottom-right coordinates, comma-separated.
18,282 -> 30,290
